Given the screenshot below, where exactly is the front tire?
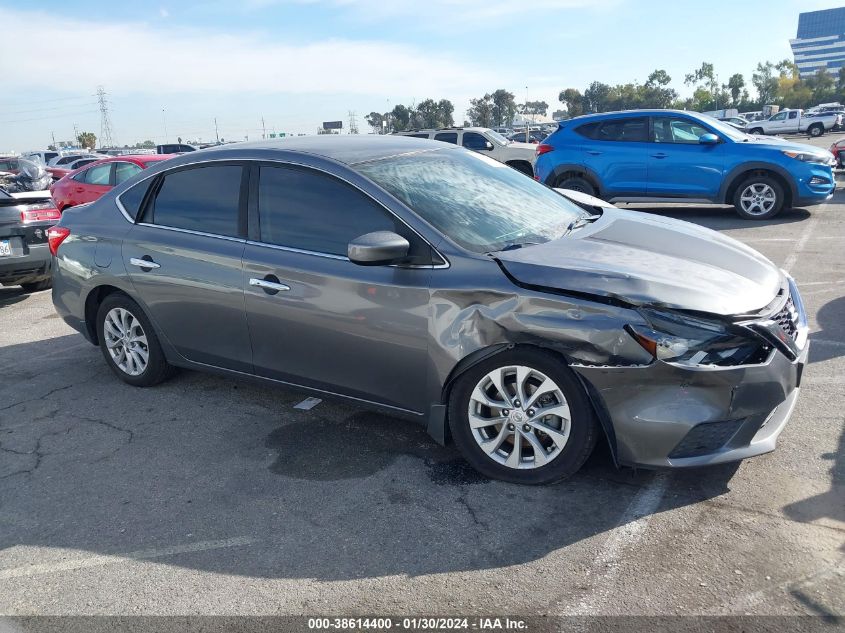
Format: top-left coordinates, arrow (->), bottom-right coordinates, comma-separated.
733,175 -> 785,220
96,293 -> 174,387
748,128 -> 764,136
448,348 -> 599,485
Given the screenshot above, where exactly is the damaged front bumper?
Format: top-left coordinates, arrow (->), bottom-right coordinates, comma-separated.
572,275 -> 809,469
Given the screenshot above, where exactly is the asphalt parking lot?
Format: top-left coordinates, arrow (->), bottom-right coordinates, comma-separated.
1,185 -> 843,618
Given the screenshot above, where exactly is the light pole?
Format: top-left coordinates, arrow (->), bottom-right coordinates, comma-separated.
162,108 -> 168,142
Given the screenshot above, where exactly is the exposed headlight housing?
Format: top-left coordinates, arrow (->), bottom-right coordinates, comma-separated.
782,150 -> 834,166
626,310 -> 770,367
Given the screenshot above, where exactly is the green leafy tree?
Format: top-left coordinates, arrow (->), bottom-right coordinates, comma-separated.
365,111 -> 385,133
558,88 -> 584,117
519,100 -> 549,116
390,104 -> 412,131
490,89 -> 517,127
726,73 -> 746,105
642,69 -> 677,108
583,81 -> 613,113
467,94 -> 494,127
77,131 -> 97,149
685,62 -> 722,109
752,62 -> 779,104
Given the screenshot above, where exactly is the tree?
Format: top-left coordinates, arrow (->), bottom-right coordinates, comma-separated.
752,62 -> 779,105
415,99 -> 441,128
520,100 -> 549,116
726,73 -> 745,105
642,69 -> 677,109
467,94 -> 494,127
390,104 -> 412,131
558,88 -> 584,117
436,99 -> 455,128
583,81 -> 613,113
77,131 -> 97,149
685,62 -> 722,109
490,89 -> 517,127
365,111 -> 385,134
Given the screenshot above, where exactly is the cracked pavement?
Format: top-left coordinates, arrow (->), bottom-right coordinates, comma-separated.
0,185 -> 843,617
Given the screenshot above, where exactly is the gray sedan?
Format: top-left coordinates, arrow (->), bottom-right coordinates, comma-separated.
49,136 -> 809,484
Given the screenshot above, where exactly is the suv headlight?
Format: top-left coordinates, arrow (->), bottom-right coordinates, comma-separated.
626,310 -> 769,367
782,150 -> 834,165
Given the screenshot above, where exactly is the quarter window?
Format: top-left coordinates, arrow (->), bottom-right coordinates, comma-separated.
149,165 -> 243,237
257,165 -> 398,256
84,164 -> 112,186
118,181 -> 150,220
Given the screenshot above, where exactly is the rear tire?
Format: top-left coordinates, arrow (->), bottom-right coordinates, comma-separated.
507,161 -> 534,177
733,175 -> 785,220
556,175 -> 597,196
20,279 -> 51,293
448,348 -> 599,485
748,128 -> 764,136
808,123 -> 824,138
96,293 -> 174,387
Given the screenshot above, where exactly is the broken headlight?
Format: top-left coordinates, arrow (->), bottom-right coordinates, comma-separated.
626,310 -> 769,367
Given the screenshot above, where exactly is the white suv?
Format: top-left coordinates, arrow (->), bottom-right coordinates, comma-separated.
394,127 -> 536,176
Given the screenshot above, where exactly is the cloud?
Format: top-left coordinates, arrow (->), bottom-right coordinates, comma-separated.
159,7 -> 170,18
0,7 -> 499,97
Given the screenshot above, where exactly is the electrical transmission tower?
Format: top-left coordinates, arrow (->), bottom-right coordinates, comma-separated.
348,110 -> 359,135
97,86 -> 116,148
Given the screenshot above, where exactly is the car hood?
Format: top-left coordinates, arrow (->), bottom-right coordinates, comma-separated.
495,208 -> 783,316
745,135 -> 834,155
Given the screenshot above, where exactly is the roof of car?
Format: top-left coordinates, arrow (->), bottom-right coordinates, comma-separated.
566,109 -> 712,122
205,135 -> 454,165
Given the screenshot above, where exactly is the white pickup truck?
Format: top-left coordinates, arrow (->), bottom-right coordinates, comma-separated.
746,109 -> 842,138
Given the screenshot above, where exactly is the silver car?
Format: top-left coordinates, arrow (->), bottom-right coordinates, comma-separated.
50,136 -> 809,484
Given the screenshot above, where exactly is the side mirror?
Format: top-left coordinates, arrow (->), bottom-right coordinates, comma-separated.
699,133 -> 720,145
348,231 -> 410,266
484,141 -> 495,151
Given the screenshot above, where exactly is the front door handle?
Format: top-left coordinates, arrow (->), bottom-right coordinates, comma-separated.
129,257 -> 161,270
651,153 -> 668,159
249,276 -> 291,294
586,150 -> 603,156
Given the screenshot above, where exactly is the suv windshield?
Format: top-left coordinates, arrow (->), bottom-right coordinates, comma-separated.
356,148 -> 589,253
700,116 -> 748,141
486,130 -> 509,145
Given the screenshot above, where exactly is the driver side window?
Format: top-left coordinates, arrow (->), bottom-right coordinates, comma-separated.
462,132 -> 490,151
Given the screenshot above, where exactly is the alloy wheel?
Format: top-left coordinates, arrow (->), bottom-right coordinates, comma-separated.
468,365 -> 571,470
739,183 -> 777,216
103,307 -> 149,376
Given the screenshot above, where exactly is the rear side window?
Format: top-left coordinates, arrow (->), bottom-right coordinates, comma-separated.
595,118 -> 648,142
84,164 -> 112,185
257,165 -> 397,256
435,132 -> 458,144
574,122 -> 600,139
149,165 -> 243,237
114,162 -> 142,184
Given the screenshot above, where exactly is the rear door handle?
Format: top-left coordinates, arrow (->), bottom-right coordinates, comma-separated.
249,277 -> 291,294
586,150 -> 603,156
129,257 -> 160,270
651,153 -> 668,159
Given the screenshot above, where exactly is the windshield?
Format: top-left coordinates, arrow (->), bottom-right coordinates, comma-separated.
355,148 -> 589,253
485,130 -> 509,145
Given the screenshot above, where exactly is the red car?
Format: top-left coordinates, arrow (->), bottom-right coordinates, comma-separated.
50,155 -> 175,211
829,138 -> 845,168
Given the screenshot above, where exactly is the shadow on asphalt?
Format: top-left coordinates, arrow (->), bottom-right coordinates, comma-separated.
0,334 -> 744,581
623,204 -> 813,231
0,286 -> 30,309
810,296 -> 845,364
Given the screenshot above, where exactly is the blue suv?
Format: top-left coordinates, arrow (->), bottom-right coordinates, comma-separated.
535,110 -> 836,220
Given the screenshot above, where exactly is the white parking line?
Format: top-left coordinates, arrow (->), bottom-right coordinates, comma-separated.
557,472 -> 671,615
783,205 -> 826,273
0,536 -> 258,580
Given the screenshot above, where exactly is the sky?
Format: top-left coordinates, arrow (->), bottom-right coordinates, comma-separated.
1,0 -> 844,151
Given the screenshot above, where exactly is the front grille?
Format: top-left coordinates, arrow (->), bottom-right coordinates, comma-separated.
773,296 -> 799,341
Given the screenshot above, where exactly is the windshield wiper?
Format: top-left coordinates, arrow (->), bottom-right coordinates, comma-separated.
498,240 -> 541,252
563,214 -> 601,236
